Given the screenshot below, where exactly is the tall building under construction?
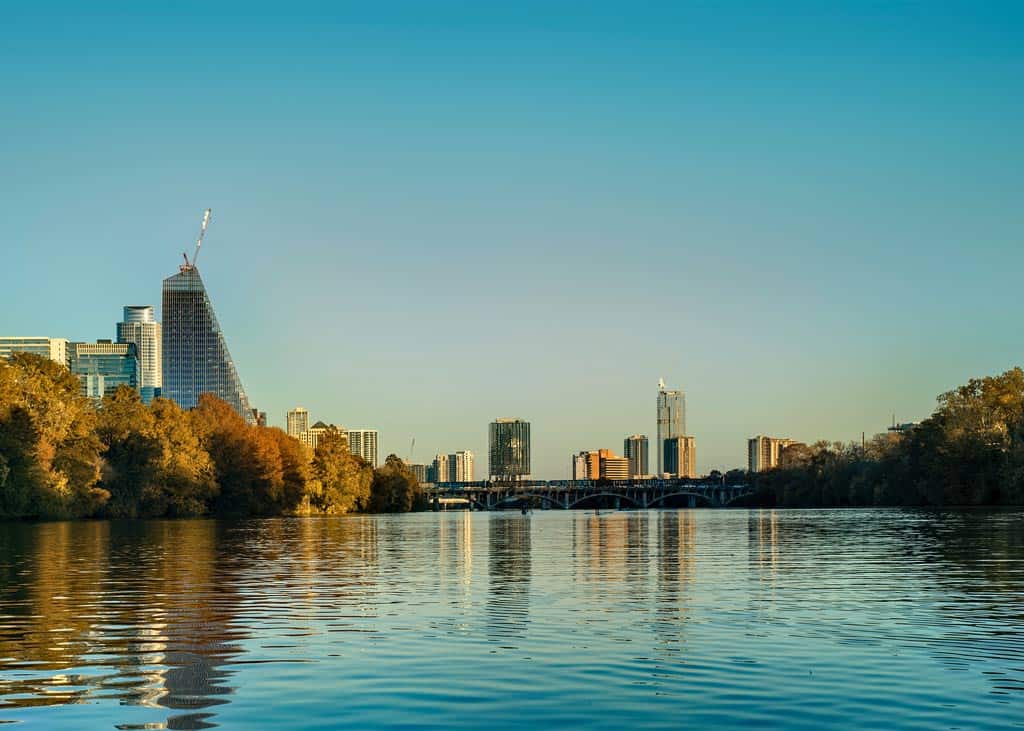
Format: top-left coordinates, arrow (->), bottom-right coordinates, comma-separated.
161,210 -> 254,423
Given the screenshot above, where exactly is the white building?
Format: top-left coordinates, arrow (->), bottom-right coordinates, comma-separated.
431,454 -> 450,482
347,429 -> 380,467
287,407 -> 309,438
0,337 -> 70,367
748,436 -> 798,473
116,306 -> 161,403
449,450 -> 474,483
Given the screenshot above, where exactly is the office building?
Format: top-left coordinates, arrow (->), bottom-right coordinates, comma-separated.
253,410 -> 267,428
162,263 -> 253,423
748,436 -> 798,473
287,407 -> 309,438
430,454 -> 451,483
656,379 -> 686,475
664,436 -> 697,478
623,434 -> 649,478
448,450 -> 475,483
600,453 -> 630,481
69,341 -> 140,400
489,418 -> 530,481
116,306 -> 161,403
348,429 -> 380,467
0,337 -> 70,367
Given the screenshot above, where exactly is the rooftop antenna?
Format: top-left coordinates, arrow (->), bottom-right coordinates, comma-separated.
181,208 -> 212,271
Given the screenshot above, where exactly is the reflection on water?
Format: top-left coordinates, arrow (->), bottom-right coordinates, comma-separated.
1,510 -> 1022,729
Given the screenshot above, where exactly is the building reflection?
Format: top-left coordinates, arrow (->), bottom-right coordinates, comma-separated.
486,514 -> 531,643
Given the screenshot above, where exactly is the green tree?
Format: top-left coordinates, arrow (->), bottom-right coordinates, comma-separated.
146,397 -> 217,516
369,454 -> 425,513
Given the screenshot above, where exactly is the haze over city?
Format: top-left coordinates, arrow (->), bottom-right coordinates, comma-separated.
2,2 -> 1021,478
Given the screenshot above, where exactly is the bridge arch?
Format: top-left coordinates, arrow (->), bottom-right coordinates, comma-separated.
494,492 -> 566,509
645,491 -> 715,508
566,492 -> 644,510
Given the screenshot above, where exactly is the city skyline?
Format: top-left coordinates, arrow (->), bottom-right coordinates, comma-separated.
3,4 -> 1021,478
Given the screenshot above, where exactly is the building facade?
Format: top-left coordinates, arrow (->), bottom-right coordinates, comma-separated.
623,434 -> 649,478
70,341 -> 140,400
489,418 -> 530,481
656,380 -> 686,475
287,407 -> 309,438
599,454 -> 630,481
572,452 -> 590,481
748,436 -> 798,473
116,306 -> 161,403
448,450 -> 475,483
408,463 -> 429,484
300,421 -> 340,451
0,337 -> 70,367
430,454 -> 451,483
348,429 -> 380,467
664,436 -> 697,479
162,266 -> 253,422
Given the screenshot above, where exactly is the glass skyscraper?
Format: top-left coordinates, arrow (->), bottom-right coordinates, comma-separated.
161,266 -> 253,422
656,380 -> 685,475
488,418 -> 530,481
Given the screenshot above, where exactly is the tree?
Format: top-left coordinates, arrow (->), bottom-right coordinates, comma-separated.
309,428 -> 371,514
146,397 -> 217,516
94,386 -> 160,518
0,353 -> 105,519
369,454 -> 425,513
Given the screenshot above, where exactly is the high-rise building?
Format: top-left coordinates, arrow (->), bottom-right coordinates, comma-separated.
408,463 -> 429,484
748,436 -> 797,473
448,450 -> 475,483
348,429 -> 380,467
162,264 -> 253,423
664,436 -> 697,479
572,452 -> 590,481
0,337 -> 70,367
431,454 -> 451,483
656,379 -> 685,475
287,407 -> 309,438
116,306 -> 161,403
489,418 -> 530,481
69,341 -> 140,400
623,435 -> 649,478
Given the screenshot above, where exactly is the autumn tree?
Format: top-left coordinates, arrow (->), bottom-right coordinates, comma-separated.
369,454 -> 425,513
308,428 -> 372,514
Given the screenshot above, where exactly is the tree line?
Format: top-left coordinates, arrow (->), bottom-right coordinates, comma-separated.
747,367 -> 1024,508
0,353 -> 426,520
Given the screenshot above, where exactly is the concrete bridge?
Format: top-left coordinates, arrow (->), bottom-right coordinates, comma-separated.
424,479 -> 754,511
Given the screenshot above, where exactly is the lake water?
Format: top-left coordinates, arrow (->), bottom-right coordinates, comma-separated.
0,509 -> 1022,729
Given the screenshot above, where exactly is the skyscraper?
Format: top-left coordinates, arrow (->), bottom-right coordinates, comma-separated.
69,341 -> 139,400
348,429 -> 380,467
448,450 -> 475,483
656,379 -> 685,475
116,306 -> 161,403
162,265 -> 253,422
623,435 -> 649,478
0,337 -> 70,367
489,418 -> 530,481
286,407 -> 309,437
664,436 -> 697,479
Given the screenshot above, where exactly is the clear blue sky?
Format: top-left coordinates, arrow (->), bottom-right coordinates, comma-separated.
2,2 -> 1021,477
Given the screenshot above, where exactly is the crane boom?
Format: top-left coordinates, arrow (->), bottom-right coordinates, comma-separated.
191,208 -> 212,268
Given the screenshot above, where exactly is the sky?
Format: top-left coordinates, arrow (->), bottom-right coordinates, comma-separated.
1,2 -> 1022,478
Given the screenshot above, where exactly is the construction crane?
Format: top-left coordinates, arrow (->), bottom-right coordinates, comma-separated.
408,437 -> 416,463
181,208 -> 212,271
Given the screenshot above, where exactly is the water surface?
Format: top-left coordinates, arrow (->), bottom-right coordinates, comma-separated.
0,509 -> 1022,729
